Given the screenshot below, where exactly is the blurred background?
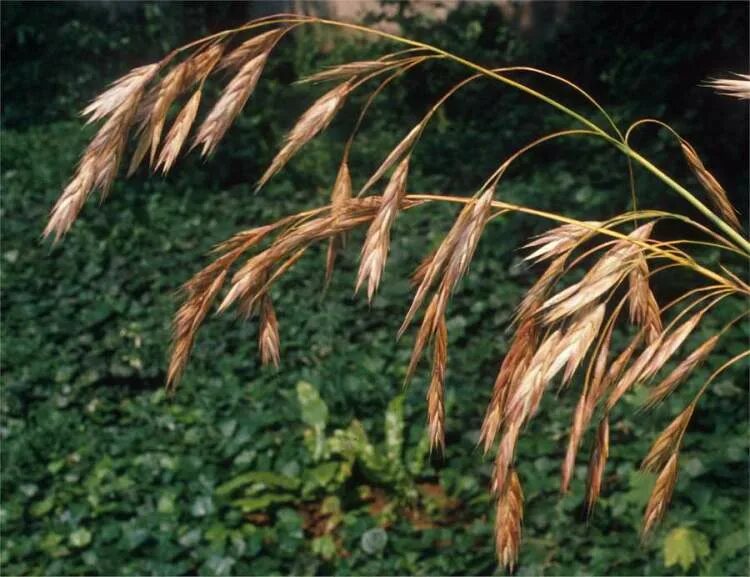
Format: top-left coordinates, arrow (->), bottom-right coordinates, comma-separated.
1,1 -> 748,575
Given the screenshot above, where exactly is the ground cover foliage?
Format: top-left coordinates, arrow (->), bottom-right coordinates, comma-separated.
1,2 -> 748,575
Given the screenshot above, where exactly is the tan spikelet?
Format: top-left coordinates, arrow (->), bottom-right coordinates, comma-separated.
356,156 -> 410,301
559,304 -> 606,385
301,60 -> 391,84
705,73 -> 750,99
156,90 -> 202,173
628,255 -> 662,344
495,468 -> 524,572
642,453 -> 679,536
324,161 -> 353,286
641,405 -> 694,473
82,64 -> 159,123
681,140 -> 742,231
479,317 -> 537,453
515,255 -> 566,323
491,420 -> 521,497
646,335 -> 718,407
542,223 -> 655,324
523,221 -> 601,263
360,121 -> 423,195
585,416 -> 609,515
427,315 -> 447,452
149,61 -> 191,165
219,29 -> 283,71
257,81 -> 353,189
193,52 -> 269,156
258,295 -> 281,367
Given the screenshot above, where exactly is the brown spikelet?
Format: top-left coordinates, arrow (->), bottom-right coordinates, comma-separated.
324,161 -> 353,286
641,405 -> 694,473
193,52 -> 269,156
156,90 -> 202,173
167,226 -> 277,389
257,81 -> 353,189
642,453 -> 679,536
600,331 -> 643,394
400,188 -> 494,337
491,420 -> 521,497
427,315 -> 447,452
585,416 -> 609,515
646,335 -> 718,407
301,60 -> 391,84
628,255 -> 662,344
561,395 -> 588,494
360,121 -> 423,195
356,156 -> 410,301
479,317 -> 537,453
218,29 -> 283,71
495,468 -> 524,572
410,250 -> 436,288
607,310 -> 703,410
523,221 -> 601,263
258,295 -> 280,367
542,223 -> 655,324
559,304 -> 606,385
681,139 -> 742,231
148,61 -> 191,165
186,44 -> 224,83
82,64 -> 160,124
45,73 -> 154,240
515,255 -> 566,324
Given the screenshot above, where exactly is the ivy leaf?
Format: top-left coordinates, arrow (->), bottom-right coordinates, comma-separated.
384,394 -> 405,464
296,381 -> 328,460
663,527 -> 710,571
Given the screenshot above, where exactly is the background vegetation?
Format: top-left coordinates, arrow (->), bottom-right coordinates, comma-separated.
1,2 -> 748,575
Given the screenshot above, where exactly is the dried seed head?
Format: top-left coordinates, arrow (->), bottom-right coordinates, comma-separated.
258,295 -> 280,367
704,73 -> 750,100
641,405 -> 694,473
479,318 -> 537,453
515,255 -> 566,324
193,52 -> 269,156
646,335 -> 718,408
427,316 -> 447,453
642,453 -> 679,536
360,121 -> 423,195
325,161 -> 353,286
82,64 -> 159,124
156,90 -> 202,173
628,256 -> 662,344
301,60 -> 391,84
219,29 -> 283,71
542,223 -> 655,324
149,60 -> 191,164
523,221 -> 601,263
356,156 -> 410,301
495,468 -> 524,572
257,81 -> 353,189
681,139 -> 742,231
585,416 -> 609,516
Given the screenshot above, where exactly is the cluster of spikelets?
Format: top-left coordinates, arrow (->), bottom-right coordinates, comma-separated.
44,15 -> 749,571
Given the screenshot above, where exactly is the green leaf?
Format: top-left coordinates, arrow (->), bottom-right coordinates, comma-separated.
663,527 -> 710,571
384,394 -> 405,464
296,380 -> 328,460
215,471 -> 300,497
30,497 -> 55,518
69,528 -> 92,548
231,493 -> 295,513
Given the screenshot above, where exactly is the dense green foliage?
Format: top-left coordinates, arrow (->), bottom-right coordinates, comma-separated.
2,2 -> 748,575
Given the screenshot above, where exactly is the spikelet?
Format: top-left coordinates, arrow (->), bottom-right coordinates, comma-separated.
324,161 -> 353,286
645,335 -> 718,407
193,51 -> 269,156
541,223 -> 655,324
491,420 -> 522,497
607,310 -> 704,410
705,73 -> 750,99
641,405 -> 694,473
257,81 -> 353,189
515,255 -> 566,324
156,90 -> 202,173
559,304 -> 606,385
301,60 -> 391,84
82,64 -> 159,124
642,453 -> 679,536
681,139 -> 742,231
427,315 -> 447,452
167,226 -> 277,389
479,317 -> 538,453
585,416 -> 609,515
360,121 -> 423,195
258,295 -> 281,367
219,29 -> 283,71
627,255 -> 662,344
355,156 -> 410,301
495,468 -> 524,572
148,60 -> 192,165
523,221 -> 601,263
